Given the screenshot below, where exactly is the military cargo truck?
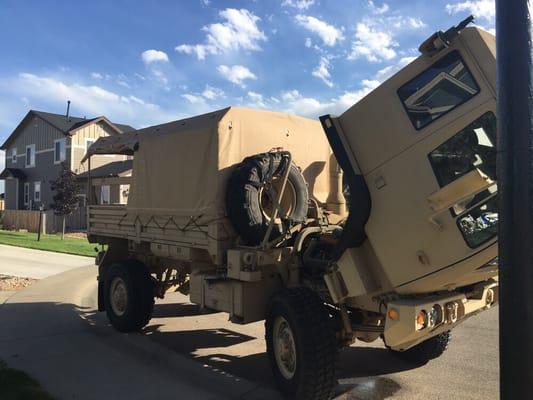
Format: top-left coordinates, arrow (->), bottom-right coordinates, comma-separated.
84,17 -> 497,400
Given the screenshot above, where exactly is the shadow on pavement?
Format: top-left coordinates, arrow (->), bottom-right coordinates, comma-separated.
0,299 -> 419,400
140,302 -> 420,399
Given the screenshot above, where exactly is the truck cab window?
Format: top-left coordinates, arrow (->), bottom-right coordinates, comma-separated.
429,112 -> 497,247
398,51 -> 479,130
429,112 -> 496,188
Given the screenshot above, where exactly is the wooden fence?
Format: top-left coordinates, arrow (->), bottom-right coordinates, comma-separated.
1,208 -> 87,233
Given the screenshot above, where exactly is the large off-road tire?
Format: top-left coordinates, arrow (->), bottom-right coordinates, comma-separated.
265,287 -> 338,400
104,260 -> 154,333
227,152 -> 308,246
389,331 -> 451,364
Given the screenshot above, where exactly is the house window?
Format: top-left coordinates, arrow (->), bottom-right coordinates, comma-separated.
34,181 -> 41,202
11,148 -> 17,163
54,139 -> 66,163
24,182 -> 30,205
86,139 -> 95,153
100,185 -> 110,204
25,144 -> 35,167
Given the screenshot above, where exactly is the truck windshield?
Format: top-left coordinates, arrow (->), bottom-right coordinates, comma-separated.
398,51 -> 479,130
429,112 -> 497,248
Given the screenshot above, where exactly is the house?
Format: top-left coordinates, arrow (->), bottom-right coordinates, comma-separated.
77,159 -> 133,205
0,110 -> 134,210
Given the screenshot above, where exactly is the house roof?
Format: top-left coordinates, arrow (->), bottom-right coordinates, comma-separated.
76,160 -> 133,180
0,110 -> 135,150
0,167 -> 27,179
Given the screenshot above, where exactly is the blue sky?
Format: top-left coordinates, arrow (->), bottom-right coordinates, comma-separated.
0,0 -> 495,193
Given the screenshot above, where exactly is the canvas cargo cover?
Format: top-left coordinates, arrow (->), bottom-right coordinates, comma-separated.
121,107 -> 333,218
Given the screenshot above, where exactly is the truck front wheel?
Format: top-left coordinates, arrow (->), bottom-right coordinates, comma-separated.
104,261 -> 154,333
389,331 -> 451,364
265,287 -> 338,400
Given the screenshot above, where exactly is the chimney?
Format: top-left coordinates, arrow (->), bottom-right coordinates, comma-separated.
66,100 -> 71,121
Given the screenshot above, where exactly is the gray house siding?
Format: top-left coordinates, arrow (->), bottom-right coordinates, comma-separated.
2,115 -> 72,210
2,112 -> 133,213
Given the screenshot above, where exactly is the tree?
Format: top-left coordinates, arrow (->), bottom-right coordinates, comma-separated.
50,162 -> 81,239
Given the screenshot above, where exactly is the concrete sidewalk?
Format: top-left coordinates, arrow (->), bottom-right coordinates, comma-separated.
0,267 -> 280,400
0,244 -> 94,278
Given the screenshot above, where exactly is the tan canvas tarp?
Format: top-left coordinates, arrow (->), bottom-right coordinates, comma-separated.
124,107 -> 333,218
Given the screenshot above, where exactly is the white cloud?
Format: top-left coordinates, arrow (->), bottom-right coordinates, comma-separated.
305,37 -> 312,48
4,73 -> 177,127
217,65 -> 257,87
348,22 -> 397,62
446,0 -> 495,22
141,49 -> 169,64
182,93 -> 206,104
202,85 -> 224,100
91,72 -> 103,80
247,91 -> 263,102
375,56 -> 416,80
312,57 -> 333,87
247,91 -> 267,108
389,16 -> 426,29
295,15 -> 344,46
281,0 -> 315,10
176,8 -> 266,60
279,79 -> 381,118
368,1 -> 389,14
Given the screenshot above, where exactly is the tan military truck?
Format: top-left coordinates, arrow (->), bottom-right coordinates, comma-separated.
84,17 -> 497,400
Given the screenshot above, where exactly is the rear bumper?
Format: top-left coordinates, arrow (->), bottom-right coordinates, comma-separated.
384,279 -> 498,351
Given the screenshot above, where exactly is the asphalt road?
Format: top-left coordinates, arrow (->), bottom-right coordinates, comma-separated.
0,244 -> 94,278
0,265 -> 499,400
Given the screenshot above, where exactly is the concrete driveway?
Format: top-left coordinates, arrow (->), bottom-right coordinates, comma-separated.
0,244 -> 94,278
0,266 -> 499,400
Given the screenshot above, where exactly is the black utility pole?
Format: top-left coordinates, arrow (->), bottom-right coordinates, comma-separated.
496,1 -> 533,398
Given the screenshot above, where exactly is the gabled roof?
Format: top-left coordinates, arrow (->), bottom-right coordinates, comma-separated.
0,110 -> 135,150
76,160 -> 133,180
0,168 -> 26,179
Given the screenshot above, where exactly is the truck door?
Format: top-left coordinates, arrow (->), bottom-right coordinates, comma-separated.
328,28 -> 498,290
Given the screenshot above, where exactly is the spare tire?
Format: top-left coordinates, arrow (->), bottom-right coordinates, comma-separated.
227,152 -> 308,246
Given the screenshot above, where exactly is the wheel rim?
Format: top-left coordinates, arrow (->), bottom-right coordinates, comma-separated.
273,316 -> 297,379
110,276 -> 128,317
259,177 -> 297,222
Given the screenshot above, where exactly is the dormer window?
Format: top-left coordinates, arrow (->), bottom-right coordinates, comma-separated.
54,138 -> 66,163
25,144 -> 35,167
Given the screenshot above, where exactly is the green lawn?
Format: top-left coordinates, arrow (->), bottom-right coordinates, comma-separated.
0,230 -> 96,257
0,359 -> 55,400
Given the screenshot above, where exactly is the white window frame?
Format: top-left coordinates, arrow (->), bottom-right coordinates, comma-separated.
100,185 -> 110,204
25,144 -> 35,167
11,147 -> 17,163
86,138 -> 96,154
23,182 -> 30,205
34,181 -> 41,202
54,138 -> 66,164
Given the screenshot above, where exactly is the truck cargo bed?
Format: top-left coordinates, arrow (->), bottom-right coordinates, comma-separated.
87,205 -> 234,264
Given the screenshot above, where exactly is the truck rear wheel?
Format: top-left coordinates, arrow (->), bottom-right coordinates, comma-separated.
389,331 -> 451,364
265,287 -> 338,400
104,261 -> 154,333
227,152 -> 308,246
